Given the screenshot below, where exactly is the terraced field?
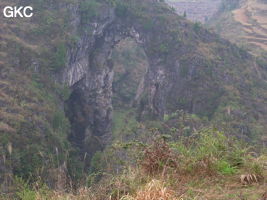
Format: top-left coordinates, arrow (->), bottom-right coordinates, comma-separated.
207,0 -> 267,56
168,0 -> 267,55
166,0 -> 221,23
232,0 -> 267,52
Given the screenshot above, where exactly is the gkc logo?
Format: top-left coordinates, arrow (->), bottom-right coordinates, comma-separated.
3,6 -> 33,18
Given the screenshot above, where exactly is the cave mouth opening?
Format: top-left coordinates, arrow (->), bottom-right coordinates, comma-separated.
65,85 -> 88,150
64,37 -> 149,171
65,81 -> 104,169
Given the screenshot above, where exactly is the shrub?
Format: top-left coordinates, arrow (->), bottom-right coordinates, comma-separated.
88,151 -> 104,185
50,43 -> 67,71
13,146 -> 44,182
193,22 -> 201,33
172,128 -> 247,176
140,138 -> 177,175
159,44 -> 169,54
128,128 -> 247,177
142,18 -> 154,31
121,179 -> 179,200
216,160 -> 237,175
80,0 -> 101,24
115,2 -> 128,18
179,65 -> 189,77
52,111 -> 69,133
15,177 -> 37,200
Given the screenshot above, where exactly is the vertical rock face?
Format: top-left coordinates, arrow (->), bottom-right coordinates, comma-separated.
61,5 -> 173,160
63,7 -> 118,160
61,0 -> 267,164
1,0 -> 267,189
62,6 -> 148,161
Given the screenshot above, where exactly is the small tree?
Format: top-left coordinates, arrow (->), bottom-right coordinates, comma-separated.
183,11 -> 187,18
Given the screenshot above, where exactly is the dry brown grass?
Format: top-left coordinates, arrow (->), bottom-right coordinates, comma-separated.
28,175 -> 267,200
0,122 -> 16,133
140,139 -> 177,175
8,154 -> 266,200
120,179 -> 179,200
33,187 -> 99,200
232,0 -> 267,52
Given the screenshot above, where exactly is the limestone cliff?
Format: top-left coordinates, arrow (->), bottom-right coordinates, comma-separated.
60,0 -> 267,163
0,0 -> 267,187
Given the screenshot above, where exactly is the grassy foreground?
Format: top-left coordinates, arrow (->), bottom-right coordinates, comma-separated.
1,129 -> 267,200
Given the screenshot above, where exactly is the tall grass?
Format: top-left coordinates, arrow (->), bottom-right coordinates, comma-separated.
1,128 -> 265,200
170,128 -> 248,176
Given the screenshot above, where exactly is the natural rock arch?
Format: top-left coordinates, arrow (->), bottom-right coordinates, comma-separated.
60,1 -> 262,164
62,7 -> 174,160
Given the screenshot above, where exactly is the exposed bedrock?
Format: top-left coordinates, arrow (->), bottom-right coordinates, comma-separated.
60,2 -> 264,165
62,10 -> 174,163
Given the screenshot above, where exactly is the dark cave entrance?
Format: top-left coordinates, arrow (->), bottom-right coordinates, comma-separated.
64,37 -> 149,170
65,86 -> 89,150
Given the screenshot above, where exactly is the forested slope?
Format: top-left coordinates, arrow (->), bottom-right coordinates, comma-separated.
0,0 -> 266,198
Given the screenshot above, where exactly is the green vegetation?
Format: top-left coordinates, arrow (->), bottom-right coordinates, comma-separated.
0,0 -> 83,190
171,129 -> 247,175
80,0 -> 101,24
112,109 -> 138,139
50,43 -> 67,71
193,22 -> 201,32
15,177 -> 37,200
115,1 -> 129,18
1,128 -> 266,199
1,0 -> 267,199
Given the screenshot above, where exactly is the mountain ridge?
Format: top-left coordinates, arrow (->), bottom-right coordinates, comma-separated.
0,0 -> 267,193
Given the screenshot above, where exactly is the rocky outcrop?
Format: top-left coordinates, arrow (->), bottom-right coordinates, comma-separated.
60,0 -> 267,166
0,0 -> 266,188
62,4 -> 177,161
62,5 -> 147,161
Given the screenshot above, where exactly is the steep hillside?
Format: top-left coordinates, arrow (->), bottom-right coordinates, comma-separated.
166,0 -> 221,23
209,0 -> 267,56
0,0 -> 83,190
0,0 -> 267,196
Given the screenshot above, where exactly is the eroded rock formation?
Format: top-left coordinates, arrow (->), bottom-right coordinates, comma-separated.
60,1 -> 266,164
